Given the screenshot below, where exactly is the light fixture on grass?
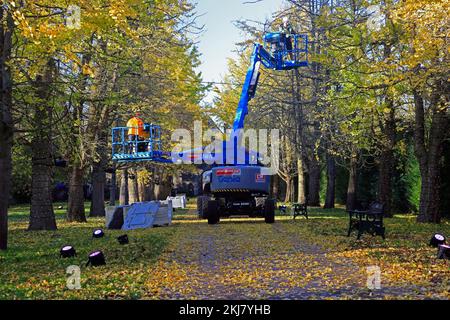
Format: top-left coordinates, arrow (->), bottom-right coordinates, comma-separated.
60,245 -> 76,258
117,234 -> 129,245
86,250 -> 106,267
430,234 -> 446,247
437,244 -> 450,260
93,229 -> 105,238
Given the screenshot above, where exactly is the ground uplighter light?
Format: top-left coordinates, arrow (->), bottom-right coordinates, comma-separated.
429,234 -> 446,247
86,250 -> 106,267
60,245 -> 76,258
117,234 -> 129,245
93,229 -> 105,238
437,244 -> 450,260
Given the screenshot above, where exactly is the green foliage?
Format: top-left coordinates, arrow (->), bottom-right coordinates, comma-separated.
11,144 -> 32,203
319,165 -> 326,204
335,165 -> 349,205
400,145 -> 421,213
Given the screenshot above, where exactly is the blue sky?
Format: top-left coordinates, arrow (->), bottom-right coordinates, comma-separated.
194,0 -> 284,102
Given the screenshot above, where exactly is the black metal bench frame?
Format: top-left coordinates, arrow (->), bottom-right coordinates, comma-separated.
292,203 -> 308,219
347,202 -> 385,240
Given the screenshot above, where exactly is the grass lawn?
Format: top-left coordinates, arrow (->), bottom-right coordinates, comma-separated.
1,202 -> 175,299
281,207 -> 450,298
0,201 -> 449,299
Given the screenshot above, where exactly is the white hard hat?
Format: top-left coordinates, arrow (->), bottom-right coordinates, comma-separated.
282,17 -> 289,23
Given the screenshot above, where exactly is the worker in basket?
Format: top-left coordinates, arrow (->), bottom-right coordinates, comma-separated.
126,113 -> 149,153
281,17 -> 296,61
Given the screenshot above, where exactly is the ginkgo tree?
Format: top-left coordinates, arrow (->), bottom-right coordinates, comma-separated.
391,0 -> 449,223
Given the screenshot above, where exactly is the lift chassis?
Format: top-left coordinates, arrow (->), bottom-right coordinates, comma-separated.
197,166 -> 275,224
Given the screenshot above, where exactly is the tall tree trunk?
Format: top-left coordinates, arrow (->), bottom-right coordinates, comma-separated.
293,69 -> 306,204
67,166 -> 86,222
139,173 -> 153,202
66,52 -> 92,221
151,167 -> 172,200
153,181 -> 172,200
138,177 -> 146,202
29,145 -> 57,230
414,90 -> 448,223
90,162 -> 106,216
90,131 -> 107,216
346,153 -> 358,211
289,177 -> 294,203
284,179 -> 290,203
377,102 -> 396,217
324,153 -> 335,209
418,157 -> 442,223
153,182 -> 161,200
297,158 -> 306,203
0,113 -> 12,249
119,169 -> 129,205
0,9 -> 14,250
109,168 -> 117,206
128,168 -> 139,204
376,45 -> 397,217
308,156 -> 321,206
147,182 -> 155,201
378,150 -> 394,217
29,60 -> 57,230
140,169 -> 153,201
284,177 -> 294,203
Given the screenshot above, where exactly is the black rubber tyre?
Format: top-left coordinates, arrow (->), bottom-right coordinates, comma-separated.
197,195 -> 210,219
207,200 -> 220,225
264,199 -> 275,224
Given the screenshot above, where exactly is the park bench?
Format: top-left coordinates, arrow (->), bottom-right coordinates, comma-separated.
292,203 -> 308,220
347,202 -> 385,240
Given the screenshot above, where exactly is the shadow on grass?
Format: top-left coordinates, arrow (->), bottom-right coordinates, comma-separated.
8,202 -> 92,222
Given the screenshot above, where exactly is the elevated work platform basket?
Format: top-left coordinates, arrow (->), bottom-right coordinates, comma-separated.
111,125 -> 172,163
262,33 -> 308,70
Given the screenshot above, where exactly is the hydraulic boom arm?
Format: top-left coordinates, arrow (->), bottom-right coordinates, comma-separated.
232,34 -> 308,131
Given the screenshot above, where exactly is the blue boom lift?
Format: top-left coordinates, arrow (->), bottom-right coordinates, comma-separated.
112,30 -> 308,224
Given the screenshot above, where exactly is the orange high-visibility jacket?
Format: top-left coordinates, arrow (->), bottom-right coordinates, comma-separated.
127,117 -> 144,136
